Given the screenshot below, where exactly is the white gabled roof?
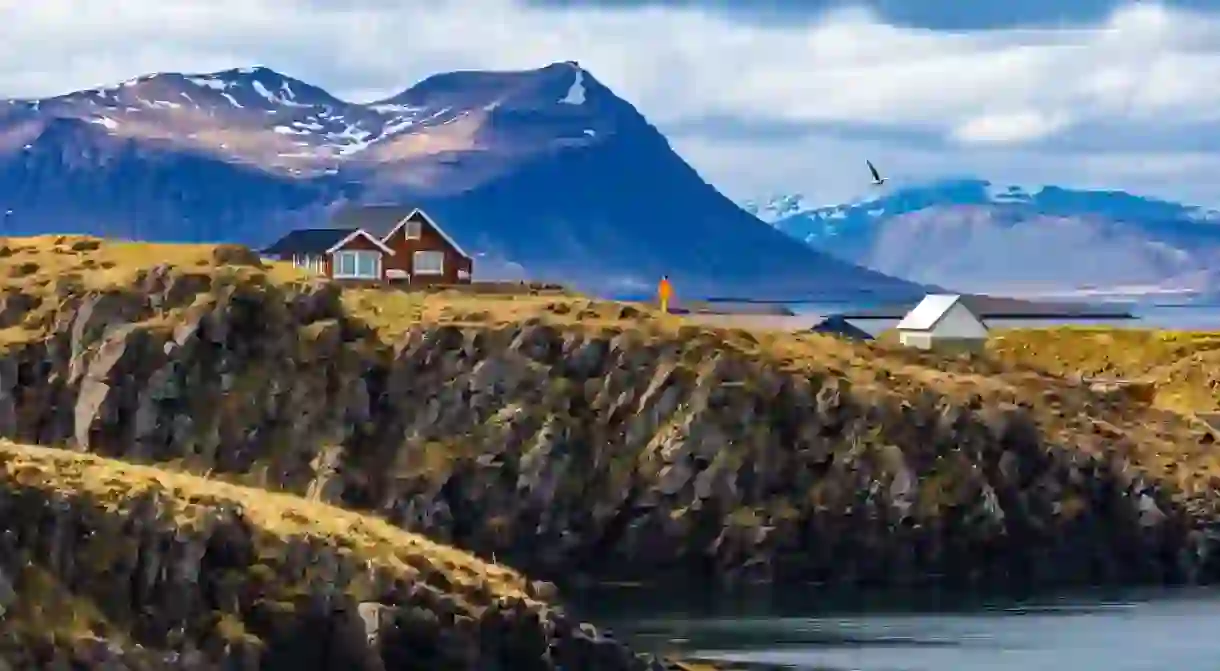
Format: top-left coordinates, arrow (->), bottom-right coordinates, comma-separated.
895,293 -> 971,331
325,228 -> 396,255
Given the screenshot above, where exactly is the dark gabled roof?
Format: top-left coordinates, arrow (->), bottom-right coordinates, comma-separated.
329,205 -> 416,238
837,294 -> 1135,320
262,228 -> 356,255
810,315 -> 874,340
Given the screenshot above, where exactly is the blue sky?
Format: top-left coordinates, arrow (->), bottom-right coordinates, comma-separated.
4,1 -> 1220,207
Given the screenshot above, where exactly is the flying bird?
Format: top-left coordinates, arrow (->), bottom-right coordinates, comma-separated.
867,160 -> 886,186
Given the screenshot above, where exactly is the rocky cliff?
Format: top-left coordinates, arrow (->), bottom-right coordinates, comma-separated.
2,236 -> 1220,597
0,441 -> 672,670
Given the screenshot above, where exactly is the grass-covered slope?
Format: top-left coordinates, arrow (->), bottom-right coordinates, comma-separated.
0,236 -> 1217,594
989,328 -> 1220,415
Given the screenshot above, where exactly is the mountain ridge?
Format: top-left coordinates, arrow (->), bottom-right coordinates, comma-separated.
0,62 -> 925,300
747,178 -> 1220,297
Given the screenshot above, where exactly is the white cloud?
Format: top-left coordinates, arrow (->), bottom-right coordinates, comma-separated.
950,111 -> 1071,145
4,1 -> 1220,204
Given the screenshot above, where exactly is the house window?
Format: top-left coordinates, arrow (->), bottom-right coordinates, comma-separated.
332,250 -> 381,279
292,254 -> 325,274
414,250 -> 444,275
404,219 -> 422,238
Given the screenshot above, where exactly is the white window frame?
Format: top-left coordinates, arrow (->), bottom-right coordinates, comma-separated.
404,219 -> 422,239
331,250 -> 382,279
292,254 -> 325,275
413,250 -> 445,275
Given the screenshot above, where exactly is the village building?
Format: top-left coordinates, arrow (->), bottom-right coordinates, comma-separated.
894,293 -> 990,352
809,315 -> 874,341
261,205 -> 474,285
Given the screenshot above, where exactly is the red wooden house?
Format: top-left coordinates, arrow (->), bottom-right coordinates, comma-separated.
261,206 -> 474,285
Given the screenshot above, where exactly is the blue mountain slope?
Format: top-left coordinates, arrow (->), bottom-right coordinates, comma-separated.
745,179 -> 1220,296
0,62 -> 924,300
0,118 -> 346,242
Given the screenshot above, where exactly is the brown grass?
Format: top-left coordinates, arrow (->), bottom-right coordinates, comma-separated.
0,235 -> 303,300
341,287 -> 674,342
0,235 -> 312,346
989,327 -> 1220,414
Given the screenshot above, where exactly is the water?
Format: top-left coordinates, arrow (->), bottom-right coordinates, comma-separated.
574,586 -> 1220,670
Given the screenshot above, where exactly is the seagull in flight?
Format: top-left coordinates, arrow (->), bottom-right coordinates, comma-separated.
867,160 -> 886,186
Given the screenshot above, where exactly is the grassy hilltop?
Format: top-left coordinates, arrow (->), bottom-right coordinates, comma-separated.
990,328 -> 1220,415
1,235 -> 1220,665
0,235 -> 1214,509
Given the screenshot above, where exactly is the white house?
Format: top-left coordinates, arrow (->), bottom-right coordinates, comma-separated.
895,293 -> 989,352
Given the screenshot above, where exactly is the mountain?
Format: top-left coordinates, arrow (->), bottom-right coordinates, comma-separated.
744,179 -> 1220,298
0,63 -> 923,300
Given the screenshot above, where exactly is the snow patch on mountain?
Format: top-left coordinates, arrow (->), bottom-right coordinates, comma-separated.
185,76 -> 229,91
741,194 -> 816,223
559,66 -> 586,105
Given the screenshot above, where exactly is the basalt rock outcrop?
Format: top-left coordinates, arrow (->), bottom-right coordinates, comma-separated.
0,442 -> 671,670
0,259 -> 1218,590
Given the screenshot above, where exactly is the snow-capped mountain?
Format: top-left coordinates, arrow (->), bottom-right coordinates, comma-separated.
0,62 -> 923,299
745,179 -> 1220,297
0,64 -> 599,178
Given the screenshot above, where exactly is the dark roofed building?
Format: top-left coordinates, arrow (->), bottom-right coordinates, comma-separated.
261,205 -> 474,285
809,315 -> 873,341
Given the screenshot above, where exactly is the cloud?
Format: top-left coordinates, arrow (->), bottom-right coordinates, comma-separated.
4,1 -> 1220,205
950,111 -> 1071,145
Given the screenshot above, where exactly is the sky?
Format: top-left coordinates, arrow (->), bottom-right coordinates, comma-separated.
3,0 -> 1220,207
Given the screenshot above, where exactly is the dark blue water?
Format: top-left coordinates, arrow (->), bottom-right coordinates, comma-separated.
574,586 -> 1220,670
1134,304 -> 1220,330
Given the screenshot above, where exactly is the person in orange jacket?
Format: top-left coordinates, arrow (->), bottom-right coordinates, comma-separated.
658,275 -> 672,313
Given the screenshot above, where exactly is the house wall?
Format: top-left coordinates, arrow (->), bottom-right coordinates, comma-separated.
381,213 -> 473,285
932,303 -> 990,339
900,332 -> 986,353
328,233 -> 386,280
899,304 -> 989,352
899,331 -> 933,349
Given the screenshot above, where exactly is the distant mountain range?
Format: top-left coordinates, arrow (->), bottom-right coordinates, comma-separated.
0,62 -> 923,300
743,180 -> 1220,298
